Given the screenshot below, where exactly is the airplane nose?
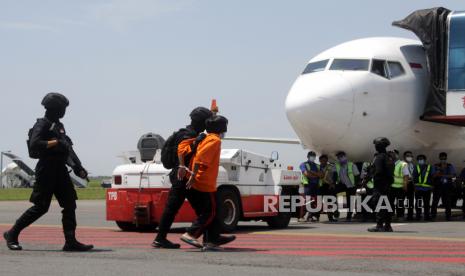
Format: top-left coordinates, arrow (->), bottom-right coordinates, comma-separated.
285,72 -> 355,149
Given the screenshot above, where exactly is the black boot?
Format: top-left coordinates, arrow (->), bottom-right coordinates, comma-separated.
209,235 -> 236,246
3,231 -> 22,251
384,224 -> 393,232
152,238 -> 181,249
63,232 -> 93,252
367,224 -> 385,232
204,235 -> 236,249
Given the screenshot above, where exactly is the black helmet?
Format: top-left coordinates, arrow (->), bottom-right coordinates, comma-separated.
190,107 -> 213,123
41,93 -> 69,110
206,115 -> 228,134
373,137 -> 390,148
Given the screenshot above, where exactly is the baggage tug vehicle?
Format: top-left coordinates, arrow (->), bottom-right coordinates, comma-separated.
106,133 -> 301,232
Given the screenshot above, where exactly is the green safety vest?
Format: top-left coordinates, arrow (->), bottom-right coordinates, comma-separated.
301,162 -> 320,185
336,162 -> 355,185
362,162 -> 374,189
392,160 -> 407,188
415,165 -> 432,188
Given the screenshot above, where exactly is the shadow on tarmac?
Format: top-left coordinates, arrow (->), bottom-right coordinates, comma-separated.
185,247 -> 267,253
23,249 -> 114,253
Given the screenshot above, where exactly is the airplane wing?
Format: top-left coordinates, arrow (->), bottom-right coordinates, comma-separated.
10,159 -> 35,176
224,137 -> 301,145
2,152 -> 35,176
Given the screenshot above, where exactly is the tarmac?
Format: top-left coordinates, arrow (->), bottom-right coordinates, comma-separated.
1,200 -> 464,276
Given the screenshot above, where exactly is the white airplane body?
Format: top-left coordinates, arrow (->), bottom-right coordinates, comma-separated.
285,37 -> 465,165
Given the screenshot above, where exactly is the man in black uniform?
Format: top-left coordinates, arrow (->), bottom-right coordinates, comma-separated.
368,137 -> 395,232
3,93 -> 93,251
152,107 -> 213,249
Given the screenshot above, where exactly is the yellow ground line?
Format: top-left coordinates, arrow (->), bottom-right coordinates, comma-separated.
249,231 -> 465,242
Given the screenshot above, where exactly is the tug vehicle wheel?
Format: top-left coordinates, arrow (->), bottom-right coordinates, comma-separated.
116,221 -> 137,231
217,188 -> 241,233
266,212 -> 291,229
266,187 -> 293,229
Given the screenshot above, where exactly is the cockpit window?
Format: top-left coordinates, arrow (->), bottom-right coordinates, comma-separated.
387,61 -> 405,78
329,59 -> 370,71
302,59 -> 328,74
371,59 -> 389,78
371,60 -> 406,79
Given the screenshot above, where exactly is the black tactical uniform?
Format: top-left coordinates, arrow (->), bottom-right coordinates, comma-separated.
3,93 -> 93,252
152,107 -> 213,249
368,137 -> 395,232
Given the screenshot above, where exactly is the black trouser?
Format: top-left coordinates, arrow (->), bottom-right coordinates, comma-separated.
156,175 -> 188,240
373,184 -> 392,226
431,184 -> 452,220
462,185 -> 465,218
303,185 -> 320,219
405,181 -> 415,219
186,189 -> 220,243
320,184 -> 337,220
415,189 -> 431,220
336,184 -> 356,219
389,187 -> 405,218
10,161 -> 77,241
361,187 -> 375,221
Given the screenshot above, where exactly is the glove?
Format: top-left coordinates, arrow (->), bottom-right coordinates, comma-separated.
55,139 -> 70,154
73,166 -> 88,180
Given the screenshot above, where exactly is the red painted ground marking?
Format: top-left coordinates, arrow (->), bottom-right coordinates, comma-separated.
2,226 -> 465,264
231,244 -> 465,250
261,250 -> 465,256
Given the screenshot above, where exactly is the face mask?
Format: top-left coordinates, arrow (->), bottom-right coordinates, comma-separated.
308,156 -> 316,162
220,133 -> 226,139
440,159 -> 447,164
338,157 -> 347,164
406,157 -> 413,162
418,160 -> 425,165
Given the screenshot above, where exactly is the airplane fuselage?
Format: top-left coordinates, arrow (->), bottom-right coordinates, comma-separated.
285,37 -> 465,166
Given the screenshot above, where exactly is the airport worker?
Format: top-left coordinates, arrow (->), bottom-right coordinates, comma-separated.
360,157 -> 375,221
389,150 -> 409,219
333,151 -> 359,221
412,154 -> 435,221
299,151 -> 322,222
179,115 -> 236,249
153,107 -> 213,249
3,93 -> 93,251
319,155 -> 337,222
403,151 -> 415,220
368,137 -> 395,232
431,152 -> 456,221
458,167 -> 465,220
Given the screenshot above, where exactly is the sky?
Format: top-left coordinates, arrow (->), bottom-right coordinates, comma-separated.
0,0 -> 463,176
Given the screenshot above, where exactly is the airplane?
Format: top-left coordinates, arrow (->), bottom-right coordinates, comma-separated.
1,152 -> 35,188
227,8 -> 465,167
0,152 -> 88,188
